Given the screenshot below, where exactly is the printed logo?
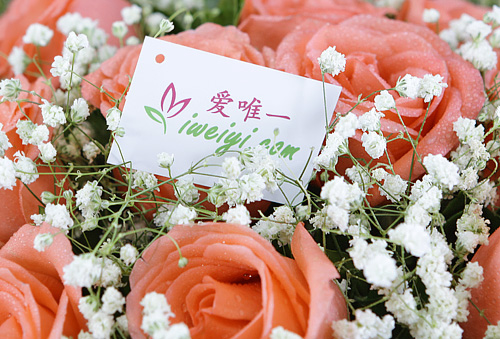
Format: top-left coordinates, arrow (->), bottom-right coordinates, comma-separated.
144,83 -> 192,134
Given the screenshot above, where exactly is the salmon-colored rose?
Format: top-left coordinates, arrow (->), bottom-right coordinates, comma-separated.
273,15 -> 484,203
0,0 -> 130,78
0,75 -> 59,247
397,0 -> 489,30
82,23 -> 266,114
461,227 -> 500,338
127,223 -> 347,339
0,222 -> 85,337
239,0 -> 394,52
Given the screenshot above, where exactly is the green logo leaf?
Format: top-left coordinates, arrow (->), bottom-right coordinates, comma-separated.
144,106 -> 167,134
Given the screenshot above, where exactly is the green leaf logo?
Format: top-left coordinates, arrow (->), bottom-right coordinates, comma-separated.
144,106 -> 167,134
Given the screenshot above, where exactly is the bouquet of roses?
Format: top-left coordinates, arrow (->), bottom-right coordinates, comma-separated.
0,0 -> 499,338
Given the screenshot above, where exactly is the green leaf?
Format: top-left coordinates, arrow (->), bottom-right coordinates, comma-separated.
144,106 -> 167,134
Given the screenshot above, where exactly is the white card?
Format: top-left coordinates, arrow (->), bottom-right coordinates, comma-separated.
108,37 -> 341,204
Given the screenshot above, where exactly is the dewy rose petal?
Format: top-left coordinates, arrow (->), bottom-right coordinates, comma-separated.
461,227 -> 500,338
126,223 -> 347,339
273,15 -> 484,204
0,222 -> 85,337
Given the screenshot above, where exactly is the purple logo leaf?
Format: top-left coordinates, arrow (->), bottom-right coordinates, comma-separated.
161,83 -> 191,119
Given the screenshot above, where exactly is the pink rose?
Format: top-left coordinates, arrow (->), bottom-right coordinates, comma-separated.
0,0 -> 130,78
239,0 -> 394,52
126,223 -> 347,339
0,222 -> 85,337
397,0 -> 489,30
273,15 -> 484,203
0,76 -> 58,247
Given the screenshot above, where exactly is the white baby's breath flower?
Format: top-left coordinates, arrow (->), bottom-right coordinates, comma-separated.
31,213 -> 44,226
121,5 -> 142,25
88,310 -> 114,339
158,18 -> 175,35
83,142 -> 101,163
111,21 -> 128,39
395,74 -> 421,99
361,131 -> 386,159
146,13 -> 167,35
459,39 -> 498,71
222,157 -> 241,179
223,205 -> 251,226
380,173 -> 407,203
318,46 -> 346,76
76,180 -> 103,219
332,309 -> 395,339
254,206 -> 297,246
65,31 -> 89,53
157,152 -> 174,168
459,261 -> 483,289
38,142 -> 57,163
106,107 -> 121,131
50,55 -> 72,77
23,23 -> 53,46
174,177 -> 199,204
131,170 -> 158,191
0,78 -> 22,101
335,113 -> 359,139
374,90 -> 396,111
422,8 -> 440,23
453,117 -> 484,144
466,20 -> 492,41
8,46 -> 28,75
13,151 -> 38,184
120,244 -> 139,266
33,233 -> 54,252
485,322 -> 500,339
0,124 -> 12,157
359,108 -> 384,132
45,203 -> 74,230
418,74 -> 448,103
101,286 -> 125,315
423,154 -> 460,190
40,99 -> 66,127
388,222 -> 431,257
126,36 -> 140,45
270,326 -> 303,339
63,253 -> 102,287
70,98 -> 90,123
484,5 -> 500,26
57,12 -> 82,35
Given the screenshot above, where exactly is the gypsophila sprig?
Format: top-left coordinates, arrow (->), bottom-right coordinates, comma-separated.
22,23 -> 53,46
318,46 -> 346,76
0,78 -> 22,101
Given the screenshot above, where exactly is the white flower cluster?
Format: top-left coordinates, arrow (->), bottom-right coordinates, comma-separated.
270,326 -> 303,339
310,177 -> 364,233
439,11 -> 498,71
253,206 -> 297,246
208,147 -> 280,207
75,180 -> 106,229
78,287 -> 127,339
455,203 -> 490,255
131,170 -> 159,191
153,204 -> 197,229
332,309 -> 395,339
223,205 -> 251,226
51,12 -> 117,89
395,73 -> 448,102
63,253 -> 121,288
141,292 -> 191,339
318,46 -> 346,76
0,78 -> 22,101
349,238 -> 398,288
174,177 -> 199,204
